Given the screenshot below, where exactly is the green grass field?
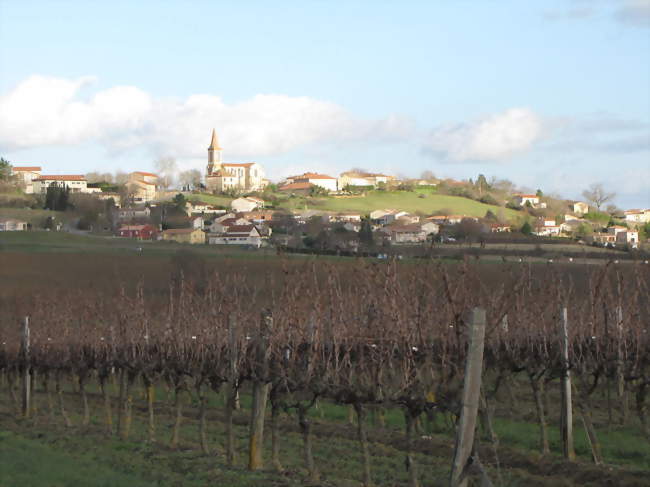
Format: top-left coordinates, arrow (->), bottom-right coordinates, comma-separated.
189,188 -> 521,220
1,382 -> 647,487
0,207 -> 71,226
0,230 -> 277,260
283,188 -> 520,219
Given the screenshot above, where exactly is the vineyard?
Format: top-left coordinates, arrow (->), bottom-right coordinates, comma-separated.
1,260 -> 649,486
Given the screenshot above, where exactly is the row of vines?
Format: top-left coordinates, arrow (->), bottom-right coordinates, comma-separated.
1,261 -> 649,486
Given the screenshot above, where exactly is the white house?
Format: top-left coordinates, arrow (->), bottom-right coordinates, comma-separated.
616,230 -> 639,248
624,209 -> 650,224
208,224 -> 263,247
376,210 -> 410,225
285,173 -> 338,192
0,218 -> 28,231
333,213 -> 362,223
117,206 -> 151,220
338,171 -> 394,188
534,225 -> 561,237
380,225 -> 427,244
33,175 -> 88,194
185,200 -> 225,216
10,166 -> 41,194
420,222 -> 440,235
571,202 -> 589,215
513,194 -> 540,206
231,197 -> 265,213
209,216 -> 251,233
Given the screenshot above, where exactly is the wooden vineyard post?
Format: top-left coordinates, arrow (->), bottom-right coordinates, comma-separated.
21,316 -> 31,418
616,306 -> 628,425
226,313 -> 238,466
559,307 -> 575,461
450,308 -> 489,487
248,311 -> 272,471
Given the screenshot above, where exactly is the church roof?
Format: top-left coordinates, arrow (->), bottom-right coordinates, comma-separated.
208,129 -> 222,150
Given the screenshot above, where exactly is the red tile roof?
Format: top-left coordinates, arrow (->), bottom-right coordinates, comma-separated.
290,172 -> 336,180
34,175 -> 86,181
279,182 -> 313,191
133,171 -> 158,177
12,166 -> 41,171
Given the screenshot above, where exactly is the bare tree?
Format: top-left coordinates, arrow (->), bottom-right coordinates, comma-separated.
114,171 -> 129,185
154,157 -> 178,189
420,170 -> 436,181
178,169 -> 202,191
582,183 -> 616,211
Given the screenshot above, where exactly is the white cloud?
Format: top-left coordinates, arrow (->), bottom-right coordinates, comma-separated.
423,108 -> 543,162
615,0 -> 650,27
0,75 -> 411,159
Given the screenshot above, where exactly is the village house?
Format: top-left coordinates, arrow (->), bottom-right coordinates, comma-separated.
278,181 -> 314,194
332,212 -> 362,223
10,166 -> 41,193
242,210 -> 275,224
533,224 -> 561,237
624,209 -> 650,225
513,194 -> 546,209
126,172 -> 158,203
32,175 -> 88,194
205,130 -> 266,193
0,218 -> 28,231
374,210 -> 410,225
230,196 -> 265,213
161,228 -> 205,244
380,224 -> 427,244
615,230 -> 639,248
338,171 -> 393,188
396,214 -> 421,225
285,173 -> 338,192
184,200 -> 225,216
117,206 -> 151,221
420,222 -> 440,235
490,223 -> 512,233
426,215 -> 468,225
209,216 -> 251,233
592,232 -> 616,245
208,224 -> 263,248
116,224 -> 158,240
571,202 -> 589,215
560,219 -> 587,234
190,215 -> 204,230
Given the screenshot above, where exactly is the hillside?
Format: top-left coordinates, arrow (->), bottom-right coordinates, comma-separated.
191,188 -> 521,220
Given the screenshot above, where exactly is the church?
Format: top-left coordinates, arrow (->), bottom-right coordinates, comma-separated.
205,129 -> 266,193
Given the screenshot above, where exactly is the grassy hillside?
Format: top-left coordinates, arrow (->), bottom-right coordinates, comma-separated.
0,207 -> 71,226
289,189 -> 520,218
190,188 -> 521,220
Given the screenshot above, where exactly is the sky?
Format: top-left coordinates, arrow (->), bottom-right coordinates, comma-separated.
0,0 -> 648,208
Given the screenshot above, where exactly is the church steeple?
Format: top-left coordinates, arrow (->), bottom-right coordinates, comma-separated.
207,129 -> 222,175
208,128 -> 222,151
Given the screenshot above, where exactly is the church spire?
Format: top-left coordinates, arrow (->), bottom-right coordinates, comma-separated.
208,128 -> 222,150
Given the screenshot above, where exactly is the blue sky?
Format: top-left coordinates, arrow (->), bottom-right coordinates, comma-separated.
1,0 -> 648,207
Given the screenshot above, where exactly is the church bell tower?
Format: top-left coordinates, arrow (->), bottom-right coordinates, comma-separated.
207,128 -> 222,175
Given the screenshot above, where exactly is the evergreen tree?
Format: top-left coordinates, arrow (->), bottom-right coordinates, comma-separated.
520,221 -> 533,235
358,217 -> 374,248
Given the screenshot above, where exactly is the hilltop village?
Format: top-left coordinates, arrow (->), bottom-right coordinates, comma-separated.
1,130 -> 648,255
